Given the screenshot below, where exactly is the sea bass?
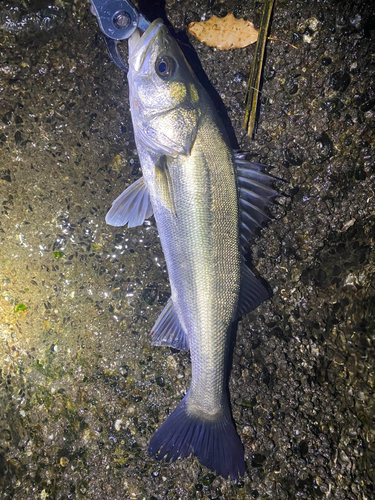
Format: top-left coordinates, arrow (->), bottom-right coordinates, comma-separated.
106,19 -> 277,479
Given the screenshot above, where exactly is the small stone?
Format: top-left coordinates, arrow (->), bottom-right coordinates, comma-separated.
60,456 -> 69,467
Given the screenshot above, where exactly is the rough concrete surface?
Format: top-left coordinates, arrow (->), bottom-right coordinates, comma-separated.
0,0 -> 374,498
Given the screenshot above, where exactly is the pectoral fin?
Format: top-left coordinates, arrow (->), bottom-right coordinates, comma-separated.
105,176 -> 153,227
154,157 -> 177,216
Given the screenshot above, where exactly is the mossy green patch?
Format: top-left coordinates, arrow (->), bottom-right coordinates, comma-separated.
13,303 -> 27,313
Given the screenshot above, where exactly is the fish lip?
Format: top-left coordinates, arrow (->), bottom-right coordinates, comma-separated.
128,19 -> 165,73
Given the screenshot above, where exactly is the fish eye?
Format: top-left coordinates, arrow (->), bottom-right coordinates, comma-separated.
155,56 -> 176,80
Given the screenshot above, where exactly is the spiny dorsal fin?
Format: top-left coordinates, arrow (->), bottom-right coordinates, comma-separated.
151,298 -> 189,351
234,153 -> 279,250
105,176 -> 153,228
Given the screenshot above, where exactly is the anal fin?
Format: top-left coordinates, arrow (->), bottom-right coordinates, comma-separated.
151,298 -> 189,351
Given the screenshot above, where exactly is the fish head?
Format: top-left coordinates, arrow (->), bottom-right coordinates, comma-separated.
128,19 -> 201,157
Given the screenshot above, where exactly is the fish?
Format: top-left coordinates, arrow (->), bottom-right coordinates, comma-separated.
106,19 -> 277,479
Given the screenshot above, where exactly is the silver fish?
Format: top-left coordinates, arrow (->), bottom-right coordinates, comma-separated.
106,19 -> 277,479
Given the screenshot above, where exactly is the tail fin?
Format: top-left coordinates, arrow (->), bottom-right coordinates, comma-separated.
148,392 -> 245,480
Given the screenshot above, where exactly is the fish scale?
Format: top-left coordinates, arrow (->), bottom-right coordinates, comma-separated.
161,114 -> 239,412
106,18 -> 278,479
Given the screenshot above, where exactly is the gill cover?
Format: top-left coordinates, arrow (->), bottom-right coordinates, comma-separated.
128,19 -> 201,157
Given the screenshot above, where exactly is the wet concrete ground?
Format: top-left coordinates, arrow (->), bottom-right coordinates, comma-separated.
0,0 -> 374,498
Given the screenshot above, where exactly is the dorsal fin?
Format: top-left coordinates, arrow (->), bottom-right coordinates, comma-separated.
234,154 -> 279,251
106,176 -> 153,228
236,263 -> 270,319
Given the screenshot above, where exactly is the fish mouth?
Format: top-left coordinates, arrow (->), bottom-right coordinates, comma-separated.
128,18 -> 165,73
